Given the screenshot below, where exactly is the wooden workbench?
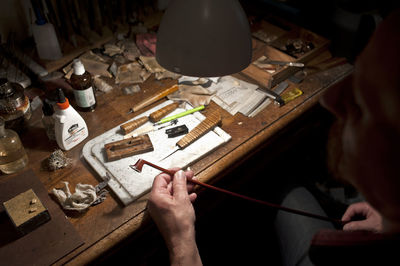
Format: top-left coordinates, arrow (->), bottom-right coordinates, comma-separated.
7,20 -> 353,264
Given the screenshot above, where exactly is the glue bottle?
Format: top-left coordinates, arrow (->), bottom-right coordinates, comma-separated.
53,88 -> 88,150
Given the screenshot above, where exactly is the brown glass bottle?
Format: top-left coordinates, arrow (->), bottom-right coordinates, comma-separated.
70,59 -> 97,112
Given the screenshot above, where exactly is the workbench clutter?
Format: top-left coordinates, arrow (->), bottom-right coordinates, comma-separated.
53,88 -> 88,151
83,100 -> 231,205
2,188 -> 51,236
42,149 -> 72,171
0,117 -> 29,174
0,78 -> 32,132
0,170 -> 84,265
52,180 -> 109,212
61,46 -> 181,98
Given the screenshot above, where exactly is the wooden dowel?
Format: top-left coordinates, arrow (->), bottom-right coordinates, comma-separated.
120,116 -> 149,134
130,85 -> 179,113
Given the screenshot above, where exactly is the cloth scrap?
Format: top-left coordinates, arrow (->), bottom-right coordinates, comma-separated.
52,182 -> 98,212
136,33 -> 157,56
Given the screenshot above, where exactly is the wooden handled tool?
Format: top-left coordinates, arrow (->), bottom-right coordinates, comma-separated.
128,85 -> 179,113
149,102 -> 180,123
159,110 -> 222,161
120,102 -> 180,134
120,116 -> 149,135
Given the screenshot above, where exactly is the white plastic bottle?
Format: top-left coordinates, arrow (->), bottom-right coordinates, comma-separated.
53,88 -> 88,150
31,11 -> 62,60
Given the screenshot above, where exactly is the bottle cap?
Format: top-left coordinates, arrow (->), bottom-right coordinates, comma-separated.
56,88 -> 69,110
33,6 -> 47,25
72,59 -> 85,75
42,99 -> 54,116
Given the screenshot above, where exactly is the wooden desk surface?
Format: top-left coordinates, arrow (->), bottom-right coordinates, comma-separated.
13,40 -> 353,265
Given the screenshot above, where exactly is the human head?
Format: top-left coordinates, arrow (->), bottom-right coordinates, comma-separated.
319,9 -> 400,227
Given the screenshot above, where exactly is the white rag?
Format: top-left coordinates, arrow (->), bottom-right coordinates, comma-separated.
52,182 -> 97,211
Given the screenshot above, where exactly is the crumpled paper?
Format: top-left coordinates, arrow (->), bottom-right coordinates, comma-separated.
63,51 -> 111,79
52,182 -> 98,212
115,62 -> 150,84
168,84 -> 214,107
139,56 -> 181,80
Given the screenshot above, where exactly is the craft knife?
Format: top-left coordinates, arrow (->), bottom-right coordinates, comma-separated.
259,87 -> 285,106
178,79 -> 212,88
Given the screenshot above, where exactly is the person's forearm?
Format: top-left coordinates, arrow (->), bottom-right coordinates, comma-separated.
167,228 -> 202,266
169,239 -> 202,266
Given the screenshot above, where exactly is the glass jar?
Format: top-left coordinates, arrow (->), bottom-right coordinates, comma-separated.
0,78 -> 32,131
0,117 -> 28,174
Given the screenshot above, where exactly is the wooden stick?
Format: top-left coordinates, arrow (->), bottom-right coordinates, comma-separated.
130,85 -> 179,113
121,102 -> 180,134
149,102 -> 180,123
120,116 -> 149,135
130,159 -> 347,226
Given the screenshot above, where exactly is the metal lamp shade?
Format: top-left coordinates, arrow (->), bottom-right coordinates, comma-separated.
156,0 -> 252,77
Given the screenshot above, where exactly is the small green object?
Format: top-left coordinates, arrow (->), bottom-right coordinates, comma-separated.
155,105 -> 205,125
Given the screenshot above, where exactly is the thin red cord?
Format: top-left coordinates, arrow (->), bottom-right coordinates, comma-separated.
131,159 -> 346,226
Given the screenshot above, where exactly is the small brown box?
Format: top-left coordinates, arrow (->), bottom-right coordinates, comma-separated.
3,189 -> 51,235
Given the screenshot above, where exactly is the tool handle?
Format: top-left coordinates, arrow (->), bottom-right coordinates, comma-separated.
156,105 -> 205,125
120,116 -> 149,134
177,111 -> 221,149
132,85 -> 179,113
149,102 -> 180,123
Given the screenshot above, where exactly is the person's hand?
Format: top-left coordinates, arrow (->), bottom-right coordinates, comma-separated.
342,202 -> 383,232
148,169 -> 202,266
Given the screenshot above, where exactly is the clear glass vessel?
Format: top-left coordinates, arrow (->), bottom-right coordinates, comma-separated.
0,117 -> 28,174
0,78 -> 32,132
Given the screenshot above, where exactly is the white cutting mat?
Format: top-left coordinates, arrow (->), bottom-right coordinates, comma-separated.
82,100 -> 231,205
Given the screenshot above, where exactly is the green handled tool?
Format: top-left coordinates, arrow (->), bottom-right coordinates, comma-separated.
154,105 -> 205,125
